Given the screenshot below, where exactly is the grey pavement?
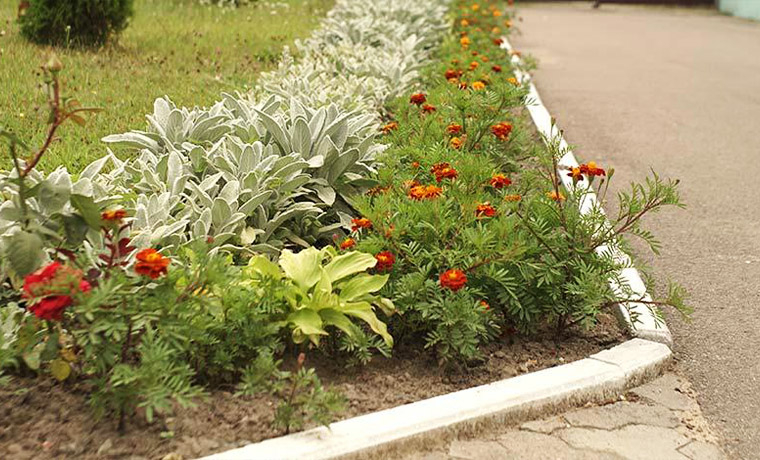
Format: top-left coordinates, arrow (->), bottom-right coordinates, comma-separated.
404,373 -> 725,460
507,3 -> 760,458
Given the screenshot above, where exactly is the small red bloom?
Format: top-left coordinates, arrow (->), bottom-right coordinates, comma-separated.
340,238 -> 356,250
101,208 -> 127,222
489,173 -> 512,189
135,248 -> 171,279
490,122 -> 513,141
444,69 -> 461,80
422,104 -> 437,114
410,93 -> 427,105
375,251 -> 396,272
580,161 -> 606,177
411,161 -> 421,169
491,65 -> 502,73
439,269 -> 468,291
351,217 -> 372,232
480,300 -> 491,311
22,262 -> 91,321
493,38 -> 504,46
446,123 -> 463,135
435,167 -> 458,183
476,202 -> 497,218
469,61 -> 479,71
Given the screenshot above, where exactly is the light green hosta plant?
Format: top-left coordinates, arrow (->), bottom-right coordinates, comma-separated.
246,247 -> 394,348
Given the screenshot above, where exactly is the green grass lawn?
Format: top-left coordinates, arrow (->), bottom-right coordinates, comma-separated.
0,0 -> 333,172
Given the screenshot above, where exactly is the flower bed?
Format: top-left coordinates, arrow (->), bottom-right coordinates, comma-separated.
0,0 -> 688,458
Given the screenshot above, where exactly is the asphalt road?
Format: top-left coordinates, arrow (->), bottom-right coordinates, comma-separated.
511,3 -> 760,458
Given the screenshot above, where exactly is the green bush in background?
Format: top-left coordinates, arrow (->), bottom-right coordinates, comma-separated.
19,0 -> 134,47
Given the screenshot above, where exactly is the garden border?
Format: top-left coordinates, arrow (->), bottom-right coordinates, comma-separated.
200,36 -> 674,460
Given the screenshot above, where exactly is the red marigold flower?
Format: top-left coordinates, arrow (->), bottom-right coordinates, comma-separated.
422,104 -> 437,114
469,61 -> 479,71
490,122 -> 513,141
567,166 -> 584,182
491,65 -> 502,73
409,184 -> 443,201
444,69 -> 461,80
490,173 -> 512,189
446,123 -> 463,135
580,161 -> 606,177
22,262 -> 91,321
504,194 -> 522,202
351,217 -> 372,232
435,166 -> 458,183
101,208 -> 127,222
493,38 -> 504,46
439,269 -> 468,291
381,121 -> 398,134
410,93 -> 427,105
375,251 -> 396,272
476,202 -> 497,218
450,137 -> 464,149
135,248 -> 171,279
339,238 -> 356,250
431,162 -> 451,174
480,300 -> 491,311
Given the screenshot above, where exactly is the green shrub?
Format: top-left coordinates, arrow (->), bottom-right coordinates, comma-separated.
19,0 -> 134,47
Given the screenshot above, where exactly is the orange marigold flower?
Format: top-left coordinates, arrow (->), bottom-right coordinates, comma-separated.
458,81 -> 469,90
507,77 -> 519,86
547,191 -> 566,202
410,93 -> 427,105
351,217 -> 372,232
491,64 -> 502,73
101,208 -> 127,222
375,251 -> 396,272
340,238 -> 356,250
422,104 -> 437,114
504,194 -> 522,202
439,269 -> 468,291
493,38 -> 504,46
489,173 -> 512,188
580,161 -> 606,177
480,300 -> 491,311
472,51 -> 479,56
135,248 -> 170,279
450,137 -> 464,149
381,121 -> 398,134
460,18 -> 470,27
411,161 -> 421,169
460,36 -> 471,48
409,184 -> 443,201
446,123 -> 463,135
471,3 -> 480,11
469,61 -> 479,70
490,122 -> 513,141
493,9 -> 502,17
431,162 -> 451,174
448,77 -> 460,85
481,56 -> 490,63
472,80 -> 486,90
491,26 -> 501,34
568,166 -> 584,182
505,19 -> 513,27
475,202 -> 497,218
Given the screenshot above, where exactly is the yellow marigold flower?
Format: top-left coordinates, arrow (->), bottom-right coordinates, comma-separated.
504,194 -> 522,202
471,3 -> 480,11
505,20 -> 512,28
492,27 -> 501,34
461,19 -> 470,27
448,77 -> 460,85
493,10 -> 502,17
450,137 -> 464,150
507,77 -> 519,86
472,81 -> 486,91
460,36 -> 471,48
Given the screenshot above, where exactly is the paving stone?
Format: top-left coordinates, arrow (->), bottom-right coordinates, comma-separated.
497,430 -> 625,459
631,374 -> 695,412
678,440 -> 726,460
558,425 -> 692,460
563,401 -> 680,430
520,416 -> 569,434
404,450 -> 450,460
448,440 -> 508,460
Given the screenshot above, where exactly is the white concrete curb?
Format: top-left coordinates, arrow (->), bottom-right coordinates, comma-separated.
201,339 -> 670,460
200,32 -> 677,460
501,37 -> 673,348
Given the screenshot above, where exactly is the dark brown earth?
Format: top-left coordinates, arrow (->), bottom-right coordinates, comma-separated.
0,314 -> 624,459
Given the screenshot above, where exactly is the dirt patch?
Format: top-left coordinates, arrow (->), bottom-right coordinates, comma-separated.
0,314 -> 625,459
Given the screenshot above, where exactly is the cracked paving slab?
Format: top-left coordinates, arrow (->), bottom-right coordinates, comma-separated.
402,374 -> 726,460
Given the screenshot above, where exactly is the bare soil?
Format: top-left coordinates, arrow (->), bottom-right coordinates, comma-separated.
0,314 -> 625,459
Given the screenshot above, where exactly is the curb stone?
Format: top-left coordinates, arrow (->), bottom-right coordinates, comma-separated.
199,32 -> 676,460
